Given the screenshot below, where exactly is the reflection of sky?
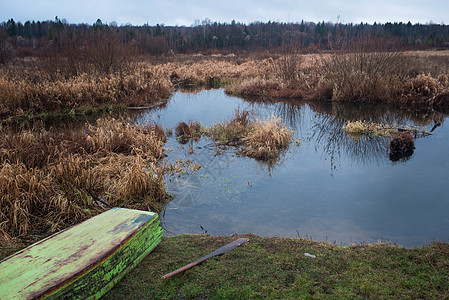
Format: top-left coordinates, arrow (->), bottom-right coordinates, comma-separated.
136,89 -> 449,247
144,90 -> 254,128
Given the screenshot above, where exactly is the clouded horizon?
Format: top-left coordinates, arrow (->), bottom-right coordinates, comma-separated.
2,0 -> 448,26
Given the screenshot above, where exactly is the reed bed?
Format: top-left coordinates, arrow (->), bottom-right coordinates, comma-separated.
0,61 -> 171,120
222,50 -> 449,107
0,118 -> 169,241
1,49 -> 449,123
241,116 -> 293,160
204,110 -> 293,161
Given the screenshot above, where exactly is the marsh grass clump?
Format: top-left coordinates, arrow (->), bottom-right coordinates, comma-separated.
241,116 -> 293,160
206,110 -> 293,161
175,121 -> 202,144
206,109 -> 252,144
175,121 -> 192,137
342,120 -> 394,137
84,118 -> 165,160
342,120 -> 429,139
401,73 -> 449,105
0,118 -> 169,241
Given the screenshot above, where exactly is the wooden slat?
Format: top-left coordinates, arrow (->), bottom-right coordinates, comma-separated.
0,208 -> 163,299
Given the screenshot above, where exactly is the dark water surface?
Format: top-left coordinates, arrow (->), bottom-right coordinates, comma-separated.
135,89 -> 449,247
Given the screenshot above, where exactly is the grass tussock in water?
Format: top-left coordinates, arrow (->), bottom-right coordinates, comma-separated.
342,120 -> 428,138
205,110 -> 293,161
175,121 -> 202,144
241,116 -> 293,160
0,118 -> 168,242
205,109 -> 252,144
104,234 -> 449,299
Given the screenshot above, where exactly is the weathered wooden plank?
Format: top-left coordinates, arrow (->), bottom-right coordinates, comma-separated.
0,207 -> 163,299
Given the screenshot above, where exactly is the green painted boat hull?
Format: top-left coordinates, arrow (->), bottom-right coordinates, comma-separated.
0,208 -> 163,299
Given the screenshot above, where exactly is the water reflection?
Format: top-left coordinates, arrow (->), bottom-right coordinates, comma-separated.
132,89 -> 449,247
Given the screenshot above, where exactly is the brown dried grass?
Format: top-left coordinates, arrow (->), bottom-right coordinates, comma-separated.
206,109 -> 252,144
206,110 -> 293,161
401,74 -> 448,105
175,121 -> 202,144
0,61 -> 171,118
241,116 -> 293,160
0,118 -> 168,241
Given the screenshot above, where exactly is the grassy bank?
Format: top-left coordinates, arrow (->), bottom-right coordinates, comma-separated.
104,234 -> 449,299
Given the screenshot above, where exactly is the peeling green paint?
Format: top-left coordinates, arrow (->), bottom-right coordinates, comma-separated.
0,208 -> 163,300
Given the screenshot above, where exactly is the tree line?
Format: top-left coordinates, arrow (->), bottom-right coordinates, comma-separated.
1,17 -> 449,61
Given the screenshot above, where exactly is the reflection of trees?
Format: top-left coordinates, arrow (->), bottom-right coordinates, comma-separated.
242,97 -> 306,129
311,113 -> 388,171
127,89 -> 449,173
308,100 -> 448,127
308,101 -> 448,170
244,96 -> 449,172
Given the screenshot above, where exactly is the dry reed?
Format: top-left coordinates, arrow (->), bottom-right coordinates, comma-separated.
0,118 -> 168,241
241,116 -> 293,160
206,110 -> 293,161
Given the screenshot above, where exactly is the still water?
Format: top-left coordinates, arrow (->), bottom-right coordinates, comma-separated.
135,89 -> 449,247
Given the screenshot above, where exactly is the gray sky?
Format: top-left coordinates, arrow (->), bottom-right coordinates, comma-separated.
1,0 -> 448,26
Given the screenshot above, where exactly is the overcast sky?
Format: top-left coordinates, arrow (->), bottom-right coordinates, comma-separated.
1,0 -> 448,26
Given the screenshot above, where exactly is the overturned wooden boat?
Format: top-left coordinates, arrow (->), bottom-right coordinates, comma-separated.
0,207 -> 163,299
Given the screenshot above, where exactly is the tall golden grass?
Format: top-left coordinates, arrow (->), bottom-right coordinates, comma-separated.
205,110 -> 293,161
0,61 -> 171,120
1,47 -> 449,122
222,48 -> 449,106
241,116 -> 293,160
0,118 -> 168,241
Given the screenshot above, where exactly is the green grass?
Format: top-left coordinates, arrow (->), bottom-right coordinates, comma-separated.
104,234 -> 449,299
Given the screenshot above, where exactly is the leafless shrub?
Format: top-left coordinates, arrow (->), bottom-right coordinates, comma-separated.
81,29 -> 136,74
322,36 -> 405,102
270,46 -> 303,86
